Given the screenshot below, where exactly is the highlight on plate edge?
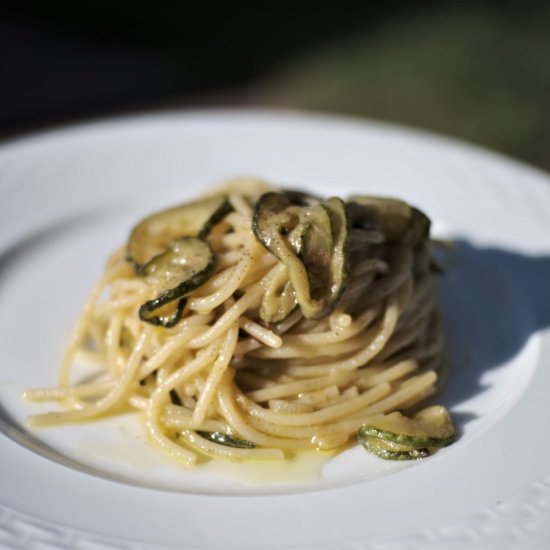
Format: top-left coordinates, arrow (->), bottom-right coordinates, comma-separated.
24,177 -> 456,469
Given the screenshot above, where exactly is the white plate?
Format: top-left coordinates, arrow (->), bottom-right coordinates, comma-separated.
1,110 -> 550,549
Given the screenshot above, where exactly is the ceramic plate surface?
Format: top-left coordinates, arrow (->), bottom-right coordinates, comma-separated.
1,110 -> 550,549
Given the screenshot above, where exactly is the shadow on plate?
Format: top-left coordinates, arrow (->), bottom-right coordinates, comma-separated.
437,239 -> 550,409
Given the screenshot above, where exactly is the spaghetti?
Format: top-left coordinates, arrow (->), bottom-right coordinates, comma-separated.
25,178 -> 451,467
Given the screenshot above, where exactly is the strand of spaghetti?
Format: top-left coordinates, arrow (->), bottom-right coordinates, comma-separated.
217,249 -> 246,268
143,343 -> 223,467
128,394 -> 148,410
329,311 -> 352,329
223,211 -> 251,231
145,344 -> 220,445
251,328 -> 382,359
211,177 -> 274,199
251,306 -> 379,356
175,416 -> 228,433
272,308 -> 303,334
146,422 -> 197,467
229,389 -> 385,450
93,290 -> 149,318
58,261 -> 128,388
186,266 -> 235,297
103,245 -> 125,270
396,294 -> 437,333
156,360 -> 178,386
361,247 -> 413,307
246,371 -> 355,403
340,272 -> 378,307
189,251 -> 254,313
161,407 -> 210,428
239,409 -> 385,440
216,374 -> 315,450
362,370 -> 437,415
376,316 -> 443,365
239,317 -> 282,348
233,338 -> 262,356
342,245 -> 413,312
251,388 -> 382,439
291,385 -> 340,406
87,319 -> 107,358
105,310 -> 124,375
192,323 -> 239,426
340,260 -> 387,303
236,382 -> 391,427
395,382 -> 437,410
234,371 -> 279,392
283,286 -> 405,377
220,232 -> 250,248
152,341 -> 221,399
348,228 -> 384,248
350,258 -> 388,279
110,278 -> 147,292
311,385 -> 358,407
309,432 -> 356,450
355,360 -> 419,388
186,261 -> 240,297
187,285 -> 263,349
161,406 -> 228,433
268,400 -> 314,413
402,273 -> 436,310
374,324 -> 426,364
163,403 -> 380,444
251,315 -> 399,375
239,253 -> 278,287
73,350 -> 103,364
24,380 -> 115,401
28,325 -> 153,427
305,317 -> 331,334
381,341 -> 442,377
228,192 -> 254,217
138,323 -> 207,379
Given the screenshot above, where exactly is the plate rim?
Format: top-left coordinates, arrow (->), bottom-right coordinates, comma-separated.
1,107 -> 550,548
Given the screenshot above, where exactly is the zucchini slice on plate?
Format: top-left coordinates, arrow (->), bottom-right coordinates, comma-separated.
347,196 -> 430,245
138,237 -> 216,327
323,197 -> 350,304
260,265 -> 298,323
252,192 -> 349,321
359,436 -> 430,461
127,194 -> 231,270
196,431 -> 256,449
138,297 -> 187,328
358,405 -> 456,460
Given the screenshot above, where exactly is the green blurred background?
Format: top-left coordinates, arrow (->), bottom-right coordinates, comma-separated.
2,0 -> 549,170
